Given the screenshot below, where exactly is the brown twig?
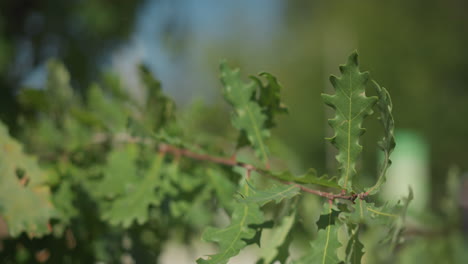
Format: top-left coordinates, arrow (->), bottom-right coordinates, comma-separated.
158,143 -> 367,202
85,133 -> 367,201
159,144 -> 256,170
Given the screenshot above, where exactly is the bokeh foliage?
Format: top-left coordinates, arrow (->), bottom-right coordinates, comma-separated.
1,0 -> 467,263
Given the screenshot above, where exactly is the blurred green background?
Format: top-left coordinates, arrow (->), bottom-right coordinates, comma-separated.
1,0 -> 467,207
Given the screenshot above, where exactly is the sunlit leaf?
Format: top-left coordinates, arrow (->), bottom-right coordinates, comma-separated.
0,122 -> 57,238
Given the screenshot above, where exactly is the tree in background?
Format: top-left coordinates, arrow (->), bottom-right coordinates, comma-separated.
0,0 -> 142,130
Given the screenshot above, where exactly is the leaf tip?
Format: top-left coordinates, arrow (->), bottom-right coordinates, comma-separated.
220,60 -> 237,75
348,50 -> 359,65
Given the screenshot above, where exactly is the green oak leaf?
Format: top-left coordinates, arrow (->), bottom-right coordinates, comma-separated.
345,199 -> 371,224
207,168 -> 237,211
243,220 -> 274,247
160,161 -> 180,196
367,81 -> 396,194
358,204 -> 401,263
101,72 -> 131,102
266,169 -> 340,189
251,72 -> 288,129
101,153 -> 164,228
235,71 -> 288,150
61,115 -> 92,152
0,122 -> 57,238
139,64 -> 176,131
87,83 -> 129,132
341,199 -> 401,227
96,144 -> 139,199
45,59 -> 74,112
220,62 -> 270,165
322,51 -> 378,191
239,180 -> 301,206
359,225 -> 392,264
365,203 -> 399,227
52,180 -> 78,225
197,203 -> 264,264
28,118 -> 63,152
294,204 -> 340,264
153,129 -> 185,146
388,188 -> 413,246
257,211 -> 295,264
337,224 -> 364,264
49,178 -> 78,236
178,182 -> 213,228
294,225 -> 340,264
359,190 -> 413,263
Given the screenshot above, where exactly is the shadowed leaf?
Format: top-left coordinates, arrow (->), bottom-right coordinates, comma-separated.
101,153 -> 164,228
220,62 -> 270,165
257,211 -> 296,264
294,203 -> 340,264
367,81 -> 395,194
197,203 -> 264,264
